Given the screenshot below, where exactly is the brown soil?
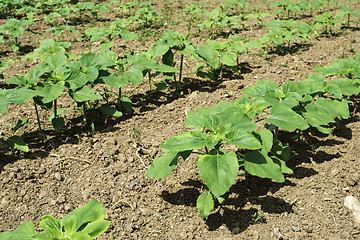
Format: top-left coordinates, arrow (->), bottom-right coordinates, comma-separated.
1,0 -> 360,239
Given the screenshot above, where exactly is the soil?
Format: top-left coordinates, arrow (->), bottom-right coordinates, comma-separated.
1,0 -> 360,239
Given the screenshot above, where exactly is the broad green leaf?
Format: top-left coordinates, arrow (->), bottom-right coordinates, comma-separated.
0,95 -> 9,113
70,232 -> 92,240
36,228 -> 63,240
72,86 -> 102,102
160,129 -> 215,152
242,79 -> 279,98
44,54 -> 67,71
7,87 -> 36,105
66,71 -> 90,91
197,192 -> 215,218
255,129 -> 273,153
37,82 -> 65,104
80,53 -> 100,68
227,129 -> 261,150
303,103 -> 335,129
122,66 -> 143,86
61,199 -> 106,235
7,135 -> 29,152
146,152 -> 180,178
197,152 -> 239,197
271,156 -> 293,174
82,220 -> 111,239
52,117 -> 65,133
118,29 -> 138,41
276,141 -> 291,162
196,45 -> 218,62
39,215 -> 61,232
99,104 -> 123,117
267,104 -> 309,131
119,97 -> 132,113
0,222 -> 37,239
219,51 -> 237,66
217,107 -> 256,132
162,49 -> 175,67
315,97 -> 349,119
244,150 -> 284,182
103,73 -> 129,88
328,78 -> 360,95
149,40 -> 170,58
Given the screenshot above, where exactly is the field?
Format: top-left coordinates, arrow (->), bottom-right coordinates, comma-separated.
1,0 -> 360,239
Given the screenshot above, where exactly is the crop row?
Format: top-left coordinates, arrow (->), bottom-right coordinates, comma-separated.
1,5 -> 359,152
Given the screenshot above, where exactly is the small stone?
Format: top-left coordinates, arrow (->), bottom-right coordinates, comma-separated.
124,224 -> 133,233
54,172 -> 62,181
8,167 -> 19,172
127,180 -> 138,189
292,226 -> 301,232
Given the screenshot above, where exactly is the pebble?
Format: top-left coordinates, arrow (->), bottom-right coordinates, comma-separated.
54,172 -> 62,181
128,180 -> 138,189
124,224 -> 133,233
292,226 -> 301,232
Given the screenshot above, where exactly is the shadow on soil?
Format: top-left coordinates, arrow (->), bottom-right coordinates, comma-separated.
161,176 -> 295,234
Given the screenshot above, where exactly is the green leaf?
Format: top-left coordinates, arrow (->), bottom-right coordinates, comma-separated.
99,104 -> 123,117
0,222 -> 37,240
37,82 -> 65,104
70,232 -> 92,240
219,51 -> 237,66
82,220 -> 111,239
103,73 -> 129,88
254,129 -> 273,153
52,117 -> 65,133
197,152 -> 239,197
39,215 -> 61,232
267,104 -> 309,131
125,66 -> 143,86
7,135 -> 29,152
118,29 -> 138,41
271,156 -> 293,174
244,150 -> 284,182
196,45 -> 218,62
36,228 -> 64,240
119,97 -> 132,113
242,79 -> 279,98
146,152 -> 180,178
160,129 -> 215,152
227,129 -> 261,150
197,192 -> 215,218
61,199 -> 106,235
44,54 -> 67,71
7,87 -> 36,105
72,86 -> 102,103
11,118 -> 28,133
0,95 -> 9,113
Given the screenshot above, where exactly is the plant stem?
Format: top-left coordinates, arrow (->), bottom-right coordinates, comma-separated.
272,126 -> 279,155
178,54 -> 184,90
148,69 -> 152,95
33,100 -> 44,138
54,99 -> 58,118
118,87 -> 122,107
83,102 -> 87,125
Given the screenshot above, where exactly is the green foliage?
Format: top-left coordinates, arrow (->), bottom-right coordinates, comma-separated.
312,12 -> 341,36
261,20 -> 313,53
0,199 -> 110,240
0,18 -> 34,52
146,57 -> 355,217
